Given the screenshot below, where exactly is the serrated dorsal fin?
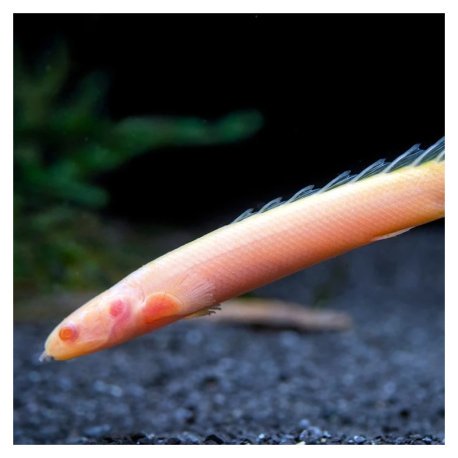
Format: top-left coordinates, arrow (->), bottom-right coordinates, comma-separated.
231,137 -> 445,225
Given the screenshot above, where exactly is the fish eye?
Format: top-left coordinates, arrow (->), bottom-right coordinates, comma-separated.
58,323 -> 79,342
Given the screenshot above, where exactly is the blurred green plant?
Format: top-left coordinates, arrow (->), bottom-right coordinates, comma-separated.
14,42 -> 263,293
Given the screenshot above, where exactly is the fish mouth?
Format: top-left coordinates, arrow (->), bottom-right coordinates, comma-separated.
39,350 -> 55,363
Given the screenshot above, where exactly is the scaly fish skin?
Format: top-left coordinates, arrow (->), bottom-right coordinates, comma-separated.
42,138 -> 445,360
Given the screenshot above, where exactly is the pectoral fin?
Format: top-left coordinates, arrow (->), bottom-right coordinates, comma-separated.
185,305 -> 221,319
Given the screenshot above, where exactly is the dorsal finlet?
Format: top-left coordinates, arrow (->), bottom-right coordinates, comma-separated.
232,208 -> 255,223
411,137 -> 445,167
231,137 -> 445,224
288,185 -> 316,203
317,170 -> 351,194
351,159 -> 386,182
384,144 -> 420,173
259,197 -> 283,213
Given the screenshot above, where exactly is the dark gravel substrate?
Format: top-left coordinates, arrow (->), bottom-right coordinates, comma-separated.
14,227 -> 444,444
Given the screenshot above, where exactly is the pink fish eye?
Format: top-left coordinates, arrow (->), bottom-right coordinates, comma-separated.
59,323 -> 78,342
109,299 -> 126,317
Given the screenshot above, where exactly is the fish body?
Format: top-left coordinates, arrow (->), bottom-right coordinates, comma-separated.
43,138 -> 445,360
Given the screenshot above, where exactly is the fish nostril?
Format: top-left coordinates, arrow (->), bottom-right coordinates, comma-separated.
58,323 -> 79,342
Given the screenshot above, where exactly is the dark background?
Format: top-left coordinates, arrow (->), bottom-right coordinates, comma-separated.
15,13 -> 444,225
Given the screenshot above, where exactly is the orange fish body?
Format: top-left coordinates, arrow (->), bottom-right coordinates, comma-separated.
42,138 -> 445,360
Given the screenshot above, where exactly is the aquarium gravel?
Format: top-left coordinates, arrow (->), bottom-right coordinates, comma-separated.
14,228 -> 444,445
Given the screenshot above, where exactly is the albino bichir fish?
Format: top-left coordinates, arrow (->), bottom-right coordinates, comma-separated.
41,137 -> 445,361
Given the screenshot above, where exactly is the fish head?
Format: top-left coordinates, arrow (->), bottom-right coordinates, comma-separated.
41,286 -> 145,361
41,287 -> 185,361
